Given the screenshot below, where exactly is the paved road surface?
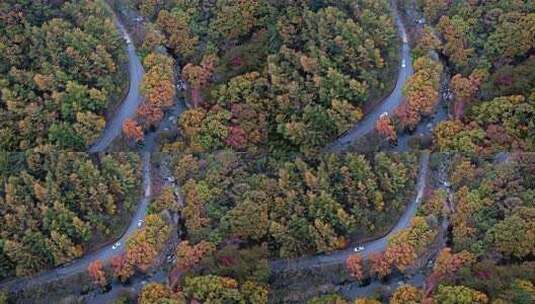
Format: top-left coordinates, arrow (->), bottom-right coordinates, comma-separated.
1,0 -> 440,300
89,17 -> 144,153
0,10 -> 156,294
271,151 -> 429,272
325,5 -> 413,152
1,152 -> 152,293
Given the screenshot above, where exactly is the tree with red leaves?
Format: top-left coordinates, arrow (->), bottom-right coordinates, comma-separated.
123,118 -> 144,142
182,55 -> 217,107
369,252 -> 392,279
376,115 -> 397,142
111,254 -> 134,282
226,126 -> 248,150
175,240 -> 215,271
87,260 -> 107,288
346,254 -> 365,281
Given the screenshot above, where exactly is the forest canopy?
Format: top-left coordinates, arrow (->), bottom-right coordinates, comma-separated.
145,0 -> 399,157
0,0 -> 127,151
0,152 -> 140,279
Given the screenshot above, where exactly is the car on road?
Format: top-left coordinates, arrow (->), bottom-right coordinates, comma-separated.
137,219 -> 144,228
380,112 -> 389,118
354,246 -> 365,253
112,241 -> 121,250
124,35 -> 131,44
401,59 -> 406,68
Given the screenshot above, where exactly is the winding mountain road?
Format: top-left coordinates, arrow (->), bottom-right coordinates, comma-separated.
89,17 -> 144,153
2,0 -> 444,300
0,4 -> 191,294
1,152 -> 152,293
1,11 -> 165,294
272,1 -> 443,274
325,4 -> 413,152
272,151 -> 429,272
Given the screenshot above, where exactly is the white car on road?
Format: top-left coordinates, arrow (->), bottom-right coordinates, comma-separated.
401,59 -> 407,68
137,219 -> 144,228
354,246 -> 365,253
112,241 -> 121,250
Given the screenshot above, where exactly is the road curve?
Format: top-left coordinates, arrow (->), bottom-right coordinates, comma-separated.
2,0 -> 428,298
0,12 -> 152,293
271,151 -> 429,272
1,152 -> 152,293
325,2 -> 413,152
89,16 -> 144,153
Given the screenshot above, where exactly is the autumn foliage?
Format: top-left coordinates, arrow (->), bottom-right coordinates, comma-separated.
345,255 -> 365,281
0,153 -> 140,279
182,55 -> 217,107
137,53 -> 176,128
110,214 -> 170,282
87,260 -> 107,288
175,241 -> 216,271
376,115 -> 397,142
396,57 -> 442,130
390,284 -> 423,304
450,70 -> 486,119
0,1 -> 125,150
368,252 -> 392,279
111,254 -> 135,282
123,118 -> 144,142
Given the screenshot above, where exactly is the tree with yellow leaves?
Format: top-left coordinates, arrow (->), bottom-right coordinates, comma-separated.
346,255 -> 365,281
390,284 -> 423,304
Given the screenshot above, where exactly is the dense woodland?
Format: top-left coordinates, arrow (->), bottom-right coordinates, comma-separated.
419,0 -> 535,153
1,0 -> 535,303
321,154 -> 535,304
173,151 -> 417,259
122,0 -> 535,303
0,0 -> 127,150
0,152 -> 140,279
136,0 -> 399,156
124,151 -> 417,303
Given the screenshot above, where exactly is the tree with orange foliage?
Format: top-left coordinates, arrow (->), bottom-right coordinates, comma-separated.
390,284 -> 423,304
376,115 -> 397,142
395,102 -> 421,130
137,103 -> 164,128
346,254 -> 365,281
125,241 -> 158,273
123,118 -> 143,142
139,282 -> 184,304
450,70 -> 486,119
87,260 -> 107,288
385,243 -> 417,272
182,55 -> 217,107
156,9 -> 198,59
433,248 -> 474,279
397,56 -> 442,130
138,52 -> 176,128
424,248 -> 475,296
437,16 -> 474,70
111,254 -> 134,282
369,252 -> 392,279
175,240 -> 215,271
